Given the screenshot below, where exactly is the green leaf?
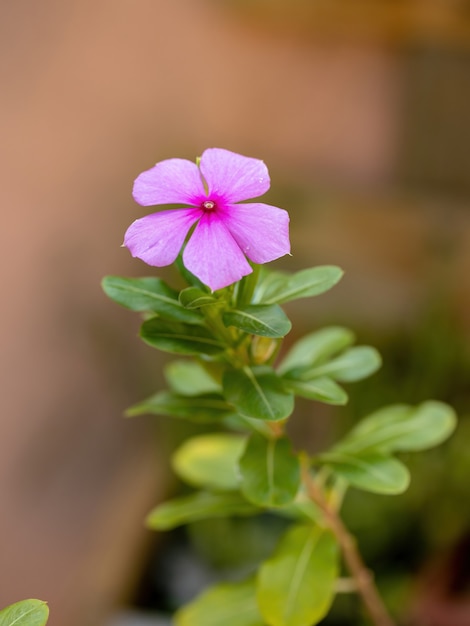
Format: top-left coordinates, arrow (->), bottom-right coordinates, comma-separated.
278,326 -> 355,375
175,578 -> 264,626
282,377 -> 348,405
0,600 -> 49,626
286,498 -> 321,523
173,434 -> 246,490
321,451 -> 410,495
302,346 -> 382,382
164,360 -> 221,395
223,304 -> 292,338
175,253 -> 207,290
101,276 -> 202,323
223,366 -> 294,421
336,401 -> 457,454
253,269 -> 287,301
257,524 -> 339,626
126,391 -> 233,422
258,266 -> 343,305
146,491 -> 258,530
239,434 -> 301,507
140,318 -> 225,355
179,287 -> 218,309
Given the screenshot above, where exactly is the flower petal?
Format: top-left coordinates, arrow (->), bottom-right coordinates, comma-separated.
222,202 -> 290,264
124,208 -> 201,266
133,158 -> 206,207
199,148 -> 270,203
183,213 -> 252,291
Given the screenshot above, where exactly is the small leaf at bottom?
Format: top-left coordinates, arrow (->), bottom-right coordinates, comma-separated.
257,524 -> 339,626
175,578 -> 264,626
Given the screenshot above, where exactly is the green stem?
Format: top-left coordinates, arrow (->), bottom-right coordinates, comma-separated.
236,263 -> 261,307
201,303 -> 236,347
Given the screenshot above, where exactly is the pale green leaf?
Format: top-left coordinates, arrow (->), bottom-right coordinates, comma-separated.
257,524 -> 339,626
321,451 -> 410,494
282,377 -> 348,405
164,360 -> 221,395
278,327 -> 355,375
253,269 -> 287,303
0,600 -> 49,626
173,434 -> 246,490
175,578 -> 264,626
336,401 -> 457,454
302,346 -> 381,382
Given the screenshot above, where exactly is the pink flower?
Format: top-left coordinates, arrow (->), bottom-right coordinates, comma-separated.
124,148 -> 290,291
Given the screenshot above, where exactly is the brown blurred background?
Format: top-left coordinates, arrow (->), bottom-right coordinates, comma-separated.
1,1 -> 469,625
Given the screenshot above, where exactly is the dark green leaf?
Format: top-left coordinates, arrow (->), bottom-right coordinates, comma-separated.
278,326 -> 355,375
321,451 -> 410,494
179,287 -> 218,309
223,304 -> 292,338
282,377 -> 348,405
101,276 -> 202,323
126,391 -> 233,422
223,366 -> 294,421
239,434 -> 301,507
175,578 -> 264,626
164,360 -> 221,395
173,434 -> 246,490
257,524 -> 339,626
140,318 -> 224,355
175,253 -> 207,290
336,401 -> 457,454
302,346 -> 381,382
0,600 -> 49,626
258,266 -> 343,305
146,491 -> 258,530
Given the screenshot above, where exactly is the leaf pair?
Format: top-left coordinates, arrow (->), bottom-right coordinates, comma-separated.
103,276 -> 293,352
130,363 -> 295,424
279,326 -> 382,406
147,432 -> 301,530
103,266 -> 346,355
321,401 -> 457,494
225,265 -> 344,341
206,322 -> 381,420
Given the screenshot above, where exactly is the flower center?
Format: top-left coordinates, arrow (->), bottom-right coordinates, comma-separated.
202,200 -> 216,211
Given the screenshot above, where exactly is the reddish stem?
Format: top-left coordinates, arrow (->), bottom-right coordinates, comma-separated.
302,467 -> 397,626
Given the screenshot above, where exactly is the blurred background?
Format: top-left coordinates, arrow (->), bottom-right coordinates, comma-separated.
1,1 -> 469,624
